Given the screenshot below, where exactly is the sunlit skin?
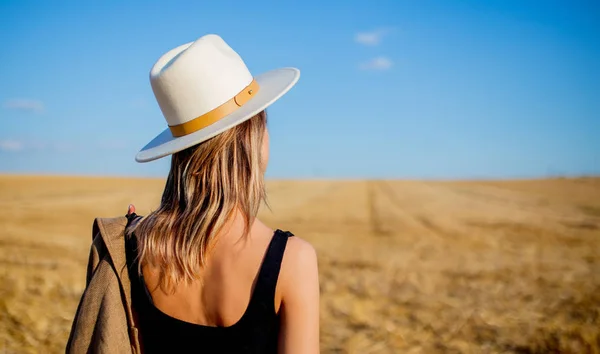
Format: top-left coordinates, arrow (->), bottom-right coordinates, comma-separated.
127,126 -> 320,354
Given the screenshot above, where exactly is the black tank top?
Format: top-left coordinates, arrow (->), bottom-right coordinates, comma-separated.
126,226 -> 294,354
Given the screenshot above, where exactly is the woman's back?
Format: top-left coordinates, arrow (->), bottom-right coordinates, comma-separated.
140,218 -> 279,327
129,216 -> 319,353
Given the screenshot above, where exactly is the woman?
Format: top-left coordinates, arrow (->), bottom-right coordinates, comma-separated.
125,34 -> 320,353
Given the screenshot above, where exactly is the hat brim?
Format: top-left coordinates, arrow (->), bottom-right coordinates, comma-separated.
135,67 -> 300,163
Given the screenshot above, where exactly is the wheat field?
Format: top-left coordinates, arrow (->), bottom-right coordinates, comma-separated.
0,175 -> 599,353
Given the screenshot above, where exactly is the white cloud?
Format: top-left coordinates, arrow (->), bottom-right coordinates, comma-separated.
359,57 -> 393,71
3,98 -> 45,113
0,140 -> 24,152
354,28 -> 391,46
0,139 -> 130,153
0,140 -> 59,152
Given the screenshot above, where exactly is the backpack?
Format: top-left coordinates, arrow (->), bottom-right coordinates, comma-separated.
65,213 -> 142,354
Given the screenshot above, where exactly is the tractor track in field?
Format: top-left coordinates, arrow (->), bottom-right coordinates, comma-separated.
367,181 -> 455,238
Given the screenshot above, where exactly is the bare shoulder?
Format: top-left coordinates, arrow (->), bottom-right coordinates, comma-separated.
283,235 -> 318,268
279,234 -> 319,297
276,233 -> 321,353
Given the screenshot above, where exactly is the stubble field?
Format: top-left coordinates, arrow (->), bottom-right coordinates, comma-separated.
0,175 -> 599,353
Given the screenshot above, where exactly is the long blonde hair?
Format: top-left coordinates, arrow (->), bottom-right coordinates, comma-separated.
131,110 -> 268,289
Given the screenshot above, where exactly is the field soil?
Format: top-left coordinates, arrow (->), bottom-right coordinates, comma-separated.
1,175 -> 599,353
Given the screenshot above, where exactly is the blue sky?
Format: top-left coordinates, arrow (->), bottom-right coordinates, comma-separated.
0,0 -> 598,179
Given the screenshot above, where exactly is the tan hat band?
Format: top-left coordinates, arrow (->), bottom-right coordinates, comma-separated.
168,79 -> 260,138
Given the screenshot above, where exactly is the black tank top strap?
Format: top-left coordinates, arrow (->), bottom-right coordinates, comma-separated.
247,229 -> 294,315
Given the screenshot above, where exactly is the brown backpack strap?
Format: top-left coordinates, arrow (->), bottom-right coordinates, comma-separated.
124,213 -> 144,353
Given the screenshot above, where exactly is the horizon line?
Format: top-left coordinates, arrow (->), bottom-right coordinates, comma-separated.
0,172 -> 598,183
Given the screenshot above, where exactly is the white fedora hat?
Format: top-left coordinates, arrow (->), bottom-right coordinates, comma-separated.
135,34 -> 300,163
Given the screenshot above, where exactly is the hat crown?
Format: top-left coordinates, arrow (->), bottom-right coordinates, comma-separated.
149,34 -> 253,126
